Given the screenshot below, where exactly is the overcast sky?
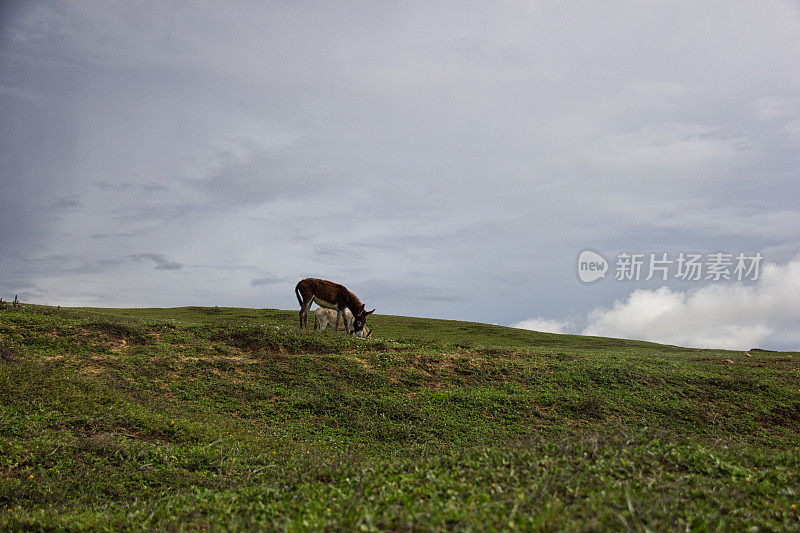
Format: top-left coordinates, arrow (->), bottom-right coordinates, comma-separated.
2,1 -> 799,350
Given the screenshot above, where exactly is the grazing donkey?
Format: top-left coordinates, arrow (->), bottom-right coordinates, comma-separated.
295,278 -> 374,333
314,308 -> 372,338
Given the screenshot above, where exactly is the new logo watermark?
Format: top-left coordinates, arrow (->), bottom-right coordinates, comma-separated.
577,250 -> 608,283
577,250 -> 762,283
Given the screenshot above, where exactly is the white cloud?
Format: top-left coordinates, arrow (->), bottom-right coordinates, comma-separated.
513,317 -> 575,335
581,257 -> 800,350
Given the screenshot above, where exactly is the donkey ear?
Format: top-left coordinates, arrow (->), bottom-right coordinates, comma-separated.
366,309 -> 375,316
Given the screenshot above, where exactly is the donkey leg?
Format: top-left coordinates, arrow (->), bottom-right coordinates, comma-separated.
300,300 -> 313,329
335,309 -> 346,333
344,311 -> 352,334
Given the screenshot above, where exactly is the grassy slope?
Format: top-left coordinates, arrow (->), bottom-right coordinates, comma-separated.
1,305 -> 798,531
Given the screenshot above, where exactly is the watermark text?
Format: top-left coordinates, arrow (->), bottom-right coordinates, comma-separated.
577,251 -> 762,283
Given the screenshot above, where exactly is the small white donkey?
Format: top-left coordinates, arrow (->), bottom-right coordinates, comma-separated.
314,307 -> 372,338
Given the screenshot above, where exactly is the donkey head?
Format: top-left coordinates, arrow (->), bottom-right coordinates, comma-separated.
353,307 -> 375,333
354,325 -> 372,339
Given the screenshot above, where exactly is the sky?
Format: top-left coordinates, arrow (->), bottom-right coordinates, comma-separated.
1,1 -> 799,350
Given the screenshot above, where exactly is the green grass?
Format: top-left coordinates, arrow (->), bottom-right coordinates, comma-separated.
1,304 -> 798,531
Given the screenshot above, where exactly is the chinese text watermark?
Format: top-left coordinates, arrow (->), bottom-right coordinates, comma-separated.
577,251 -> 762,283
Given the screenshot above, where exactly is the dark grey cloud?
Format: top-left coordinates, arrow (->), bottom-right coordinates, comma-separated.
90,229 -> 150,240
49,196 -> 83,209
129,253 -> 182,270
93,180 -> 168,193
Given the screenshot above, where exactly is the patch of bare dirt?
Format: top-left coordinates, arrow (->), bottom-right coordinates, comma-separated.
79,365 -> 105,376
75,327 -> 131,353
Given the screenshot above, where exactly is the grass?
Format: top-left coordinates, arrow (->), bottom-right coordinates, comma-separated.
1,304 -> 798,531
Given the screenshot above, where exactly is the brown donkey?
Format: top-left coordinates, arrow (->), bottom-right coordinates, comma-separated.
295,278 -> 374,333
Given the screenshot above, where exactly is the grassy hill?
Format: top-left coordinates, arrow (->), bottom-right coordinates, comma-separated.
1,305 -> 798,530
